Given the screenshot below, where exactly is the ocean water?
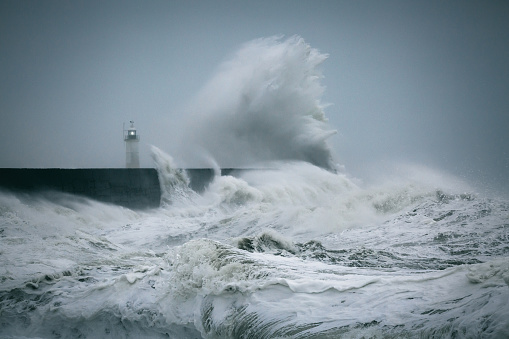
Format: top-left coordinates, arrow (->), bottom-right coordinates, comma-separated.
1,36 -> 509,338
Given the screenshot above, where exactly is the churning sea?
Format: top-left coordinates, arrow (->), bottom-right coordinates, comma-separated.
1,35 -> 508,338
1,154 -> 508,338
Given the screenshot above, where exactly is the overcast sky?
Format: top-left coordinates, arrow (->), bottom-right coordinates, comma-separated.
1,0 -> 508,194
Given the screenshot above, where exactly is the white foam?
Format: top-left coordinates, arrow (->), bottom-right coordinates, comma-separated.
175,36 -> 336,170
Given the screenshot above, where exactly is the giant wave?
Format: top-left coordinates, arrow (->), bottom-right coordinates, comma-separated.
1,36 -> 508,338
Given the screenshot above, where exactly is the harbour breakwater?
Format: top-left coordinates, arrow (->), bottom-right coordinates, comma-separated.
0,168 -> 235,209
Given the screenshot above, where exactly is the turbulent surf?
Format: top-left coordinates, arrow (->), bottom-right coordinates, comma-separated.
1,36 -> 508,338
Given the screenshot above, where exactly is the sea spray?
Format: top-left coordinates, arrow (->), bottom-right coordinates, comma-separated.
2,34 -> 509,338
2,158 -> 508,338
151,146 -> 198,206
177,35 -> 337,170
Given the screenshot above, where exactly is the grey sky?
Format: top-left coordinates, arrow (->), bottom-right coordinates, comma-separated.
1,0 -> 508,195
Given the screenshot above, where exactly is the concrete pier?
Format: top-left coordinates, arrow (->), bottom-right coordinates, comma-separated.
0,169 -> 161,209
0,168 -> 240,209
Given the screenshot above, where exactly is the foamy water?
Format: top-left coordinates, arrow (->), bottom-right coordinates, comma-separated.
1,36 -> 508,338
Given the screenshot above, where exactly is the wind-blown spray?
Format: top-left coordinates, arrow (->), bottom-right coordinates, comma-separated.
2,36 -> 508,339
151,145 -> 197,206
180,35 -> 337,170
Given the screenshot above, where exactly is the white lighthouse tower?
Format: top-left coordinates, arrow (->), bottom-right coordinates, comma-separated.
124,121 -> 140,168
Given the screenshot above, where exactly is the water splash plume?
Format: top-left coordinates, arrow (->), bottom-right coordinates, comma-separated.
179,35 -> 337,170
151,146 -> 197,206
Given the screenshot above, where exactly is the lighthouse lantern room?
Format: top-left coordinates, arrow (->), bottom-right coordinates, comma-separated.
124,121 -> 140,168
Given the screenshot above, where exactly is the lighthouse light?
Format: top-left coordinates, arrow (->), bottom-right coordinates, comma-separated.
124,121 -> 140,168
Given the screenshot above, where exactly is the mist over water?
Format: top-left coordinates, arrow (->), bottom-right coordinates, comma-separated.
176,36 -> 337,170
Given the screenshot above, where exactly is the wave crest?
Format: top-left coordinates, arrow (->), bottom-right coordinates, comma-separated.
180,35 -> 337,170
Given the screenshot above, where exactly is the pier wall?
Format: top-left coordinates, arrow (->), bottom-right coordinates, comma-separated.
0,168 -> 230,209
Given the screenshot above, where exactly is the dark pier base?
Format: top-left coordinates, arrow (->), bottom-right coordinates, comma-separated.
0,169 -> 161,209
0,168 -> 240,209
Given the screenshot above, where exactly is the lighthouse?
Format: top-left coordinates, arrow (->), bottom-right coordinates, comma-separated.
124,121 -> 140,168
